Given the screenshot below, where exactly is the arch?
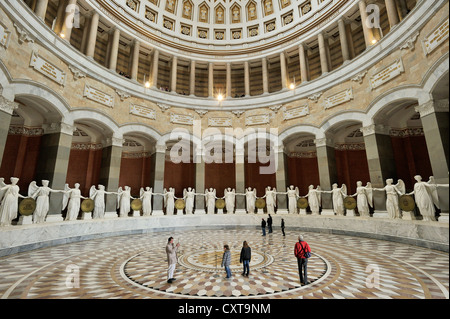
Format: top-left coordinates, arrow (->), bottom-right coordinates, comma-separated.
279,124 -> 324,144
422,54 -> 449,99
320,111 -> 368,134
118,123 -> 162,144
68,108 -> 119,137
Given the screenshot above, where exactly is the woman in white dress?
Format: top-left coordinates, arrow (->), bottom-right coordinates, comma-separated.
353,181 -> 373,217
224,188 -> 236,214
245,187 -> 257,214
205,188 -> 216,214
0,177 -> 26,227
375,179 -> 405,219
63,183 -> 87,221
304,185 -> 321,215
183,187 -> 195,215
90,185 -> 117,219
140,187 -> 153,216
164,187 -> 175,215
264,186 -> 277,215
286,185 -> 299,214
29,180 -> 63,223
408,175 -> 440,221
117,186 -> 132,217
322,184 -> 347,216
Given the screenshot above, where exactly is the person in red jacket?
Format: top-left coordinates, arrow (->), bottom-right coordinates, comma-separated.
294,235 -> 311,285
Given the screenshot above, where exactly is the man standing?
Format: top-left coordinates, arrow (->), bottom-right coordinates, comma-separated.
166,236 -> 180,283
294,235 -> 311,285
281,218 -> 285,237
267,214 -> 273,233
261,218 -> 266,236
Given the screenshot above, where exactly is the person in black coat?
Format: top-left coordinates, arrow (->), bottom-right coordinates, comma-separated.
281,218 -> 285,236
267,214 -> 273,233
261,218 -> 266,236
240,241 -> 252,277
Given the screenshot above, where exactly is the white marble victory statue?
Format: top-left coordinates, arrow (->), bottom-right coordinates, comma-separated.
408,175 -> 440,221
305,185 -> 321,215
264,186 -> 277,214
117,186 -> 133,217
224,188 -> 236,214
375,179 -> 405,219
140,187 -> 153,216
0,177 -> 26,227
286,185 -> 299,214
245,187 -> 257,214
28,180 -> 63,223
63,183 -> 87,221
353,181 -> 373,217
205,188 -> 216,214
163,187 -> 176,215
323,183 -> 347,216
90,185 -> 117,219
183,187 -> 195,215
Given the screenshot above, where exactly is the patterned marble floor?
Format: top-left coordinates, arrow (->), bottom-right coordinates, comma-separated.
0,228 -> 448,299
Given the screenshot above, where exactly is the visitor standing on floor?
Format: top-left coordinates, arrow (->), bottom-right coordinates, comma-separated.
294,235 -> 311,285
222,244 -> 232,278
240,241 -> 252,277
267,214 -> 273,233
166,236 -> 180,283
261,218 -> 266,236
281,218 -> 285,236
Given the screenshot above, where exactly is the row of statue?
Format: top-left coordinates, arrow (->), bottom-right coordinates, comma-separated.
0,176 -> 448,226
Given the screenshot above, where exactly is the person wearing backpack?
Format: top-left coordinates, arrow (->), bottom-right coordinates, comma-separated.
294,235 -> 311,285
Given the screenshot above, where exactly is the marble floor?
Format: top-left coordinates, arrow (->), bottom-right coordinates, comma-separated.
0,228 -> 448,299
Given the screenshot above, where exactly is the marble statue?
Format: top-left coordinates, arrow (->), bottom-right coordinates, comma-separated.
407,175 -> 440,221
140,187 -> 153,216
323,183 -> 347,216
245,187 -> 257,214
224,187 -> 236,214
205,188 -> 216,214
117,186 -> 132,217
90,185 -> 117,219
264,186 -> 277,215
0,177 -> 26,227
63,183 -> 87,221
375,179 -> 405,219
286,185 -> 299,214
163,187 -> 176,215
183,187 -> 195,214
353,181 -> 373,217
28,180 -> 63,224
305,185 -> 321,215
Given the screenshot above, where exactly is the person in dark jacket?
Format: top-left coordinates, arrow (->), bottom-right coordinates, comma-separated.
267,214 -> 273,233
261,218 -> 266,236
281,218 -> 285,236
221,244 -> 232,278
240,241 -> 252,277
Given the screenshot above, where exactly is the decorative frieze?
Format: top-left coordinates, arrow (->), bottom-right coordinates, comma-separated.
170,113 -> 194,125
0,96 -> 19,115
71,143 -> 103,151
369,59 -> 404,90
0,22 -> 11,49
245,114 -> 270,126
389,127 -> 424,137
13,23 -> 34,44
116,90 -> 131,101
157,103 -> 171,113
351,70 -> 367,84
288,151 -> 317,158
130,104 -> 156,120
83,85 -> 114,108
400,32 -> 419,51
8,126 -> 43,136
308,92 -> 322,103
334,143 -> 366,151
208,117 -> 232,127
323,88 -> 353,109
30,51 -> 66,86
282,104 -> 309,121
68,66 -> 86,81
422,17 -> 449,56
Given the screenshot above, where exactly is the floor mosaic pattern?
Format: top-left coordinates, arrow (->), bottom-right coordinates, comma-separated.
0,228 -> 448,299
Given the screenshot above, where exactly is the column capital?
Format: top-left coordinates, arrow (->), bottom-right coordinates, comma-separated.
314,137 -> 334,148
102,136 -> 124,148
0,96 -> 19,115
415,99 -> 449,117
360,123 -> 390,137
42,122 -> 75,136
155,144 -> 167,153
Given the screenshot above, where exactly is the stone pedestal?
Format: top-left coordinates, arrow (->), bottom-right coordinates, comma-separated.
402,211 -> 416,220
438,213 -> 449,223
299,209 -> 307,215
257,209 -> 265,214
176,209 -> 184,215
217,209 -> 224,214
321,209 -> 335,216
45,214 -> 64,222
132,210 -> 141,217
194,209 -> 206,215
373,211 -> 389,219
104,211 -> 118,219
235,209 -> 246,214
17,215 -> 33,225
276,209 -> 288,215
81,212 -> 92,220
346,209 -> 356,217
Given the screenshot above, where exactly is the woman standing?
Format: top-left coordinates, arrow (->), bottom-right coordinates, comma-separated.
221,244 -> 232,279
240,241 -> 252,277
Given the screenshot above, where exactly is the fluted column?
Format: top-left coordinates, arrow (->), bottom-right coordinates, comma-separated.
34,0 -> 49,20
130,40 -> 140,81
226,62 -> 232,98
280,52 -> 287,90
315,137 -> 338,211
151,49 -> 159,88
262,57 -> 269,94
152,144 -> 166,215
359,0 -> 375,47
298,44 -> 309,82
208,62 -> 214,98
338,19 -> 350,63
171,56 -> 178,92
244,61 -> 250,97
318,32 -> 329,74
190,60 -> 196,96
53,0 -> 67,34
194,147 -> 206,214
235,147 -> 246,214
108,28 -> 120,71
85,11 -> 99,59
385,0 -> 400,28
275,145 -> 288,214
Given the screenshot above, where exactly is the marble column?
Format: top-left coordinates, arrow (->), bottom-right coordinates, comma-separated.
60,0 -> 77,42
298,44 -> 309,82
99,137 -> 123,218
109,28 -> 120,71
208,62 -> 214,98
275,146 -> 288,214
360,124 -> 397,214
53,0 -> 67,35
415,100 -> 449,219
345,23 -> 356,59
194,148 -> 206,214
318,32 -> 329,74
244,61 -> 250,97
190,60 -> 196,96
226,62 -> 232,98
235,148 -> 246,214
34,0 -> 49,20
338,19 -> 350,63
385,0 -> 400,28
130,40 -> 140,81
359,0 -> 375,47
279,52 -> 287,90
171,56 -> 178,93
85,11 -> 99,59
262,57 -> 269,94
152,144 -> 166,215
34,122 -> 74,222
315,137 -> 339,212
151,49 -> 159,88
0,97 -> 19,168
